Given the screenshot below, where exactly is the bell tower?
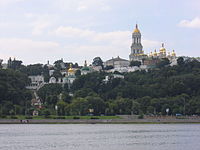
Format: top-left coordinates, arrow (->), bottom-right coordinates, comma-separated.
129,24 -> 144,61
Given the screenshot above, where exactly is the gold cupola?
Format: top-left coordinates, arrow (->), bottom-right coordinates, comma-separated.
160,43 -> 166,53
68,64 -> 74,73
171,50 -> 176,57
153,49 -> 157,56
133,24 -> 140,33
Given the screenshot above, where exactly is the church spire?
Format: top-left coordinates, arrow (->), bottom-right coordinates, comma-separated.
84,60 -> 87,67
133,24 -> 140,33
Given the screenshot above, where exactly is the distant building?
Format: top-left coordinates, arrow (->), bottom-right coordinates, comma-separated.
49,69 -> 55,76
63,64 -> 76,86
26,75 -> 45,90
92,65 -> 102,72
46,60 -> 54,69
81,60 -> 94,75
129,24 -> 177,65
129,24 -> 147,61
143,58 -> 161,68
103,74 -> 125,83
49,76 -> 57,83
1,63 -> 7,69
104,56 -> 130,68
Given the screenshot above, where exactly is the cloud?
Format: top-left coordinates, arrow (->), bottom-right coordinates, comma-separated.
0,0 -> 25,6
55,0 -> 111,12
31,21 -> 51,35
0,38 -> 61,64
53,26 -> 95,38
25,13 -> 57,36
51,26 -> 161,63
0,26 -> 161,65
52,26 -> 160,48
178,17 -> 200,28
77,0 -> 111,11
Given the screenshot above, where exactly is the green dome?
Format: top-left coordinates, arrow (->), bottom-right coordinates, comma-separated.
81,67 -> 90,71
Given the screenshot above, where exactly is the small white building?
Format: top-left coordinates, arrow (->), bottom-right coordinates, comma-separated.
49,77 -> 57,83
103,74 -> 125,83
49,70 -> 55,76
26,75 -> 45,90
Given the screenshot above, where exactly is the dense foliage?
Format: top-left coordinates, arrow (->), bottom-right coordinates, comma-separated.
0,69 -> 32,116
1,57 -> 200,117
35,58 -> 200,116
69,58 -> 200,115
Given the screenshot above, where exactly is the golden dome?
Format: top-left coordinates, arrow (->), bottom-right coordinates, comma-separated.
153,49 -> 157,56
133,24 -> 140,33
171,50 -> 176,56
68,64 -> 74,73
160,43 -> 166,53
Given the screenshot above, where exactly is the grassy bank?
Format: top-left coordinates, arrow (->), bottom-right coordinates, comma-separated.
0,115 -> 121,120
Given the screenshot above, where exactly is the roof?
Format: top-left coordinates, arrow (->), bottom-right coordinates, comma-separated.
106,56 -> 129,62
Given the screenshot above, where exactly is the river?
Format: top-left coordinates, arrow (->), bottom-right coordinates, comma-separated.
0,124 -> 200,150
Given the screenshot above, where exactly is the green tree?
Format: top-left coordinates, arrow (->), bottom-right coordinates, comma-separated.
92,57 -> 104,68
177,57 -> 184,66
37,84 -> 62,103
86,96 -> 105,115
70,98 -> 88,115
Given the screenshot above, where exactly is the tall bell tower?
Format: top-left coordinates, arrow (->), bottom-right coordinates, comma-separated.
129,24 -> 144,61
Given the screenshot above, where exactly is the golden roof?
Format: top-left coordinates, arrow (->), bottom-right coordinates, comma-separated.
160,43 -> 166,53
68,64 -> 74,73
171,50 -> 176,56
133,24 -> 140,33
153,50 -> 157,56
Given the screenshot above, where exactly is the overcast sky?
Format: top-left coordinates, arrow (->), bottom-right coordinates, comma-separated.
0,0 -> 200,65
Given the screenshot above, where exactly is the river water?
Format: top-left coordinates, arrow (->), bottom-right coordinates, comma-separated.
0,124 -> 200,150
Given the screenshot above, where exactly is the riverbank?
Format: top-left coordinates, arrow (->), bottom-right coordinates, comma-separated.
1,117 -> 200,124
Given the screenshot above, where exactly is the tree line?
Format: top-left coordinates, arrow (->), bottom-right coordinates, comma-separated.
37,57 -> 200,116
1,57 -> 200,117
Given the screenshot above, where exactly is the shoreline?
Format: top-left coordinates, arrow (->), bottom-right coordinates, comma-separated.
1,118 -> 200,124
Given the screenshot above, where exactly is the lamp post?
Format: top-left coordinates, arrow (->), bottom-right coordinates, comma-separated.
183,98 -> 186,116
55,105 -> 58,116
166,108 -> 169,116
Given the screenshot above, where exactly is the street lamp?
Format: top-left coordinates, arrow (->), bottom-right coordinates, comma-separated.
166,108 -> 169,116
55,105 -> 58,116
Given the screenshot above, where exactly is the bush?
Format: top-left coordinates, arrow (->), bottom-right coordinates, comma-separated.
138,114 -> 144,119
73,116 -> 80,119
41,109 -> 51,118
25,116 -> 33,119
44,115 -> 52,119
55,116 -> 65,119
0,115 -> 7,118
90,117 -> 99,119
10,116 -> 18,119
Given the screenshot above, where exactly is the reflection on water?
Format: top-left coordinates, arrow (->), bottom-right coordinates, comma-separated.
0,124 -> 200,150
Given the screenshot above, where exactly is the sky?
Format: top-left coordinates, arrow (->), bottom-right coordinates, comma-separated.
0,0 -> 200,65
